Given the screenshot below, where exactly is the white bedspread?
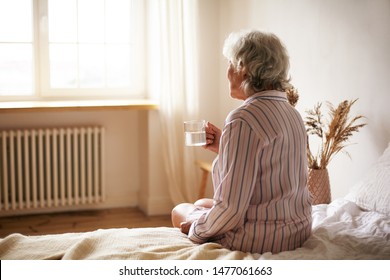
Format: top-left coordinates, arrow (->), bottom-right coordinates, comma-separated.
259,199 -> 390,259
0,198 -> 389,260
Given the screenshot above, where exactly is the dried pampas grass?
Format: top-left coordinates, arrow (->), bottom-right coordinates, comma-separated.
285,87 -> 299,107
305,99 -> 367,169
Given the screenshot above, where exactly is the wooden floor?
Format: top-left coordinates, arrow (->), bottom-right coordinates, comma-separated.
0,207 -> 172,238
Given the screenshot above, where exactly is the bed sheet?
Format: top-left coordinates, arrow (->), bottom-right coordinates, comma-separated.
259,198 -> 390,259
0,198 -> 389,260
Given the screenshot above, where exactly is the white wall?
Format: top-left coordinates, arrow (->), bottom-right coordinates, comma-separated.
137,110 -> 172,215
218,0 -> 390,199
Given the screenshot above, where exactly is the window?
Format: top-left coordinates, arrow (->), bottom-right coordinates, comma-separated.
0,0 -> 145,100
0,0 -> 33,96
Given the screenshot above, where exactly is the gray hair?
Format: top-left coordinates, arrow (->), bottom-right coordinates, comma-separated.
223,30 -> 292,96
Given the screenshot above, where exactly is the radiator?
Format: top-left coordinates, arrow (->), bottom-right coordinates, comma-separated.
0,126 -> 105,212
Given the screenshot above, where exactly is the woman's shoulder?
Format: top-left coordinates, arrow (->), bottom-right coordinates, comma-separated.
225,106 -> 261,132
226,101 -> 259,122
226,106 -> 247,122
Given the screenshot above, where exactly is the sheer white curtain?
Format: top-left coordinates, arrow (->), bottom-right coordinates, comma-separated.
148,0 -> 201,204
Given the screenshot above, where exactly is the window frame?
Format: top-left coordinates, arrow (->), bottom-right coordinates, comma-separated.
0,0 -> 146,102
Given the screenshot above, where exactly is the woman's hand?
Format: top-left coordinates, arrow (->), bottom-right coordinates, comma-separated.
204,122 -> 221,154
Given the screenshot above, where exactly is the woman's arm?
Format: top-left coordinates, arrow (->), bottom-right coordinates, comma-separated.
188,119 -> 260,243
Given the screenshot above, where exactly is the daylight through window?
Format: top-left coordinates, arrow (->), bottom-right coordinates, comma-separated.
0,0 -> 145,100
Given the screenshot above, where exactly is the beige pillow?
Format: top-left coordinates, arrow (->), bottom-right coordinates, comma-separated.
345,142 -> 390,215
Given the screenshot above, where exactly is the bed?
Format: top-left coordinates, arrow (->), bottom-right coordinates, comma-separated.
1,144 -> 390,260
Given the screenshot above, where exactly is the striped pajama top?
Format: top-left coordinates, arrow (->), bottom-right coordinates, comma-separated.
188,90 -> 312,254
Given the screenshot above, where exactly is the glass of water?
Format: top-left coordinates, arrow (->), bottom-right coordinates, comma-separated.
184,120 -> 207,146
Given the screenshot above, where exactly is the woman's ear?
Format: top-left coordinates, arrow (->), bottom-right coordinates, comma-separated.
238,61 -> 247,78
240,65 -> 248,79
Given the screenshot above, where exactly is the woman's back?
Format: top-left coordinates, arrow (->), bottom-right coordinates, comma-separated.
211,90 -> 312,253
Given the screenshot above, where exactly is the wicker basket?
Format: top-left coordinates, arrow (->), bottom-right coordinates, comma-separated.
307,168 -> 331,205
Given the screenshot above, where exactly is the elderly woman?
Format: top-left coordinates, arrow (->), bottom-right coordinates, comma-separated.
172,30 -> 312,254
